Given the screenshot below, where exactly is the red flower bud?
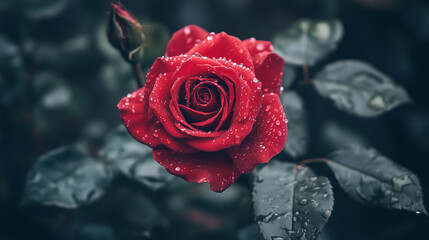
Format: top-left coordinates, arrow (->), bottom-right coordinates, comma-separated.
107,2 -> 145,63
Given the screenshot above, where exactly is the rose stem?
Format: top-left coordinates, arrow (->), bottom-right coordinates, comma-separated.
296,158 -> 329,169
299,64 -> 311,86
132,63 -> 144,88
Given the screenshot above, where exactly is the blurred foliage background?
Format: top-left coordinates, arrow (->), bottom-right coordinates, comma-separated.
1,0 -> 429,239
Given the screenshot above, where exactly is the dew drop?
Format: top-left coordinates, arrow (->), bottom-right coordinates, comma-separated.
322,211 -> 330,219
392,175 -> 412,192
390,197 -> 399,204
271,237 -> 286,240
175,167 -> 181,171
184,26 -> 191,35
301,222 -> 308,228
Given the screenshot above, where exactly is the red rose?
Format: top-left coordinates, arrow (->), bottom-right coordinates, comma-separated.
118,25 -> 287,192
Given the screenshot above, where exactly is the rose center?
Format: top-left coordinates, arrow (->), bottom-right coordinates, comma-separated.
189,82 -> 221,112
175,74 -> 235,132
196,87 -> 211,104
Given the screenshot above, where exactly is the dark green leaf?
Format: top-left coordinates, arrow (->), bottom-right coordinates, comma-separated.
100,125 -> 174,191
281,91 -> 308,158
273,19 -> 343,66
252,160 -> 334,240
313,60 -> 411,117
22,147 -> 111,208
326,145 -> 427,215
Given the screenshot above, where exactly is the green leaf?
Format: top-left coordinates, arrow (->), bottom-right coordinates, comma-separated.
313,60 -> 411,117
281,91 -> 308,158
326,145 -> 427,215
22,147 -> 111,208
273,19 -> 343,66
100,125 -> 174,191
252,160 -> 334,240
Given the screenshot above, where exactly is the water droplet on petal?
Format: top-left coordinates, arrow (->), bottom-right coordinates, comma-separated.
184,26 -> 191,35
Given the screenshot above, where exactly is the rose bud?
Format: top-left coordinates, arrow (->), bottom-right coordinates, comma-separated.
118,25 -> 287,192
107,2 -> 145,63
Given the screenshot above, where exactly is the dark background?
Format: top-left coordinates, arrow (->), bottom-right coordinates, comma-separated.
1,0 -> 429,239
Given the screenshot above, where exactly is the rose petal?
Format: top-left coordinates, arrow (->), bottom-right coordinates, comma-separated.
153,148 -> 240,192
188,32 -> 254,71
190,81 -> 222,113
153,56 -> 262,151
179,104 -> 218,122
119,55 -> 187,147
226,93 -> 287,173
176,122 -> 225,138
147,56 -> 189,139
118,87 -> 160,147
180,58 -> 262,151
168,57 -> 246,139
152,121 -> 197,153
253,52 -> 284,94
243,38 -> 274,58
165,25 -> 209,57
